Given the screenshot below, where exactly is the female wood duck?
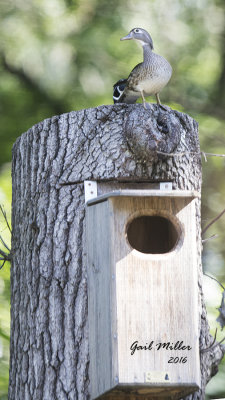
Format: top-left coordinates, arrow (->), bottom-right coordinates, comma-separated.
113,28 -> 172,109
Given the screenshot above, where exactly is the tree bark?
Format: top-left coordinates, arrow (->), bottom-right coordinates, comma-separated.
9,103 -> 225,399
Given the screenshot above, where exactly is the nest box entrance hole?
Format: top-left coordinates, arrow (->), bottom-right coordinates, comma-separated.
126,215 -> 179,254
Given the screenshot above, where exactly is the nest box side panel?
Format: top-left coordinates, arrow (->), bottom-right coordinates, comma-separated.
87,200 -> 118,399
111,196 -> 201,393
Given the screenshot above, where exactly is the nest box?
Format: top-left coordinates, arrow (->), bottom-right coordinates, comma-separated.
86,183 -> 201,399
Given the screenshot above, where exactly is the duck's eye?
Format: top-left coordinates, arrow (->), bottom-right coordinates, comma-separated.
134,29 -> 140,33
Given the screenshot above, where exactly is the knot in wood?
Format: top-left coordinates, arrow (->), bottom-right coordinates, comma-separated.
124,105 -> 182,162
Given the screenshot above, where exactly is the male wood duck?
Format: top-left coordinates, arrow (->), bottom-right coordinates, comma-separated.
113,28 -> 172,109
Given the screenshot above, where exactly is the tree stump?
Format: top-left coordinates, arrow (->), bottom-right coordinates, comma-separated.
9,103 -> 225,399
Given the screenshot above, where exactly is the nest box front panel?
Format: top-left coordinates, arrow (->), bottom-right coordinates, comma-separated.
111,196 -> 200,391
87,192 -> 201,399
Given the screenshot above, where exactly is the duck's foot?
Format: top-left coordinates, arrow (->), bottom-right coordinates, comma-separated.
158,104 -> 168,112
140,90 -> 151,110
143,102 -> 151,110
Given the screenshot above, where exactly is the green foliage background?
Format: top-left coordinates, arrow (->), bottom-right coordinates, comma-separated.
0,0 -> 225,398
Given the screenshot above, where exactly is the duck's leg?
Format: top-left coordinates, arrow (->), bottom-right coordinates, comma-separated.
156,93 -> 161,105
156,92 -> 168,111
140,90 -> 147,108
141,90 -> 150,110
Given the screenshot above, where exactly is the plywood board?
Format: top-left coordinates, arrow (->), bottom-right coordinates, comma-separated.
87,195 -> 200,399
87,200 -> 118,398
111,196 -> 200,389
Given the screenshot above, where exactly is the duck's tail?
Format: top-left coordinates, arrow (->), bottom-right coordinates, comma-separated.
113,79 -> 127,103
113,78 -> 140,104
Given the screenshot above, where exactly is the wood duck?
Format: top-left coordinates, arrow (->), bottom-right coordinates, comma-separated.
113,28 -> 172,109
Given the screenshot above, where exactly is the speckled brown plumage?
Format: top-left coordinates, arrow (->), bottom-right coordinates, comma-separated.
113,28 -> 172,109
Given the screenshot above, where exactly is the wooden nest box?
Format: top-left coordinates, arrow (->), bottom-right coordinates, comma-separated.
86,183 -> 201,399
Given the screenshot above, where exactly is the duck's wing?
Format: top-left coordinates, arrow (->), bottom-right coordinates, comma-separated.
113,64 -> 142,104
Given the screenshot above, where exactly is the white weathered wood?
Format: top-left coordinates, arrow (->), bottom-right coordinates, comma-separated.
86,189 -> 200,206
87,200 -> 117,398
87,194 -> 201,399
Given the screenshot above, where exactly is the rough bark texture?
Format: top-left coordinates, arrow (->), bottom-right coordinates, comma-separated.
9,103 -> 225,400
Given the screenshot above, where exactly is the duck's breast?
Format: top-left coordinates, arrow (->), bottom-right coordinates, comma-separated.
136,55 -> 172,95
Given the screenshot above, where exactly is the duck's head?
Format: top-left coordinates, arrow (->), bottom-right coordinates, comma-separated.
120,28 -> 153,49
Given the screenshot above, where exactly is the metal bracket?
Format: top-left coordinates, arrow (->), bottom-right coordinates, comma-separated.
84,181 -> 97,203
160,182 -> 173,191
85,181 -> 173,203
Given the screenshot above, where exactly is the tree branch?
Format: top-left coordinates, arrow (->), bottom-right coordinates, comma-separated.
201,332 -> 225,354
204,273 -> 225,290
0,205 -> 11,232
202,207 -> 225,235
156,150 -> 225,159
202,234 -> 219,244
0,204 -> 12,269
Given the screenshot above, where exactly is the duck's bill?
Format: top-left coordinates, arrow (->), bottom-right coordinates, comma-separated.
120,33 -> 132,41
